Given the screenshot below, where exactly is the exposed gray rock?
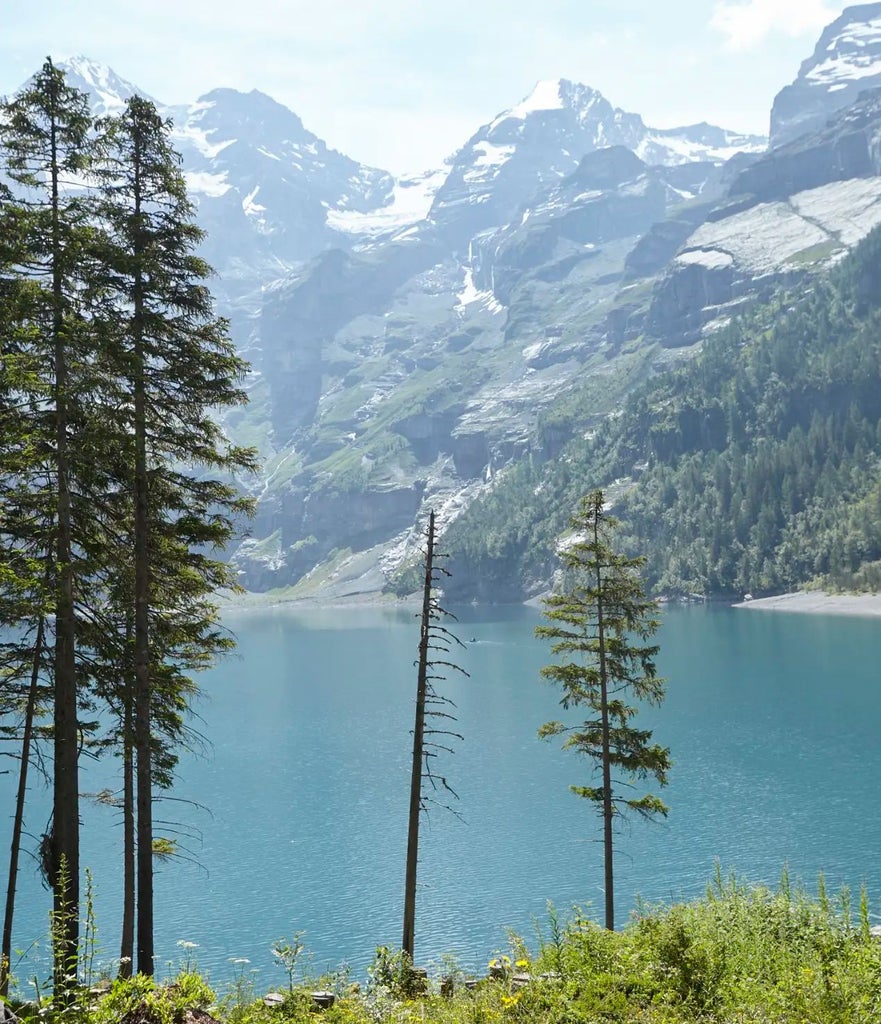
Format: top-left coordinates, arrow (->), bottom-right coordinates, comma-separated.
771,3 -> 881,147
648,175 -> 881,345
260,236 -> 445,442
734,88 -> 881,205
624,201 -> 717,281
301,483 -> 426,552
479,152 -> 713,308
428,79 -> 764,251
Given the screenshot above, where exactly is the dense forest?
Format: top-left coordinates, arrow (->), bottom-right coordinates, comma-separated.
445,226 -> 881,599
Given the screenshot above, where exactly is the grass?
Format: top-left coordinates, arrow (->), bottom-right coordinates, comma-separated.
784,240 -> 843,269
11,870 -> 881,1023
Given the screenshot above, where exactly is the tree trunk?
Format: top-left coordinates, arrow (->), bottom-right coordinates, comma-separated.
593,511 -> 614,932
402,511 -> 435,959
1,616 -> 45,998
120,626 -> 135,978
49,78 -> 80,995
131,122 -> 155,977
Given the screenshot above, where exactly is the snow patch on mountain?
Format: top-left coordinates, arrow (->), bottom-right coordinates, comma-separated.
676,248 -> 735,270
637,130 -> 764,164
326,167 -> 447,237
464,141 -> 517,182
807,15 -> 881,86
242,186 -> 267,220
184,170 -> 231,197
455,266 -> 504,313
508,79 -> 565,119
173,104 -> 237,160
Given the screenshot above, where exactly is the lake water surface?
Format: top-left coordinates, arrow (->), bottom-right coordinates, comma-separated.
4,603 -> 881,988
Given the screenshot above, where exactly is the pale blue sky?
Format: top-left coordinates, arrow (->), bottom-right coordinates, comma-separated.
1,0 -> 850,172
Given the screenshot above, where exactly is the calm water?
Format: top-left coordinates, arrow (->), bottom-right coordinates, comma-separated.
3,604 -> 881,989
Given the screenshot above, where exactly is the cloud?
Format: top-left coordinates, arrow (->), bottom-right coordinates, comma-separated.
710,0 -> 845,49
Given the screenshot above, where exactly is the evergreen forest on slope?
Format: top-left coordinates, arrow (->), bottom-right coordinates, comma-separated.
444,225 -> 881,600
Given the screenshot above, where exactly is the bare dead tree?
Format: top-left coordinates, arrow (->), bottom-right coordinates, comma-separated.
402,510 -> 468,961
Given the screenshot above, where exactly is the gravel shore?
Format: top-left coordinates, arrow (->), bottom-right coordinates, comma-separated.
734,591 -> 881,617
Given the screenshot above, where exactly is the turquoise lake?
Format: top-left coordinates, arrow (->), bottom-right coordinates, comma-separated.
3,603 -> 881,990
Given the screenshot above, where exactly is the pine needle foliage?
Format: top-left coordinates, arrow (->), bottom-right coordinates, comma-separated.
0,64 -> 258,992
537,490 -> 670,931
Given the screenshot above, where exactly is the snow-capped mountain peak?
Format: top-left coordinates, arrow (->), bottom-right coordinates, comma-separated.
489,78 -> 610,133
771,2 -> 881,146
429,78 -> 765,247
505,79 -> 566,119
57,56 -> 155,115
805,4 -> 881,89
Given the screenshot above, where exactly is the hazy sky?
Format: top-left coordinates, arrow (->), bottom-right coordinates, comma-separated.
1,0 -> 850,172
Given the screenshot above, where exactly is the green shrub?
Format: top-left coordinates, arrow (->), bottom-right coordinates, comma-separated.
91,971 -> 214,1024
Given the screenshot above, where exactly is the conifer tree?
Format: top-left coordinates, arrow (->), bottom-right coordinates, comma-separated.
86,94 -> 256,975
537,490 -> 670,931
0,57 -> 97,985
1,67 -> 256,991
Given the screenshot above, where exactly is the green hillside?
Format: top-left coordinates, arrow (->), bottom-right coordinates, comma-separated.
444,225 -> 881,599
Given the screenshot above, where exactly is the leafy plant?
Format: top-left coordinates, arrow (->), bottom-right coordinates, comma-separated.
90,971 -> 214,1024
271,931 -> 306,993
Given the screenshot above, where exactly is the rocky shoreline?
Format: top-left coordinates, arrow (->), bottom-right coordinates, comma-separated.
734,590 -> 881,617
221,586 -> 881,619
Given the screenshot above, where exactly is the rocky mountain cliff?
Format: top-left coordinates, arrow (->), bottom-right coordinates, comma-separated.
426,78 -> 763,251
770,2 -> 881,146
233,83 -> 770,597
57,57 -> 396,332
47,6 -> 881,600
642,87 -> 881,351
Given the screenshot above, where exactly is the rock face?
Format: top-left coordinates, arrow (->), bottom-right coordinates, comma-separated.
428,78 -> 764,250
647,174 -> 881,346
771,2 -> 881,147
738,88 -> 881,203
42,22 -> 881,600
168,88 -> 393,281
481,147 -> 722,309
644,76 -> 881,350
260,234 -> 446,442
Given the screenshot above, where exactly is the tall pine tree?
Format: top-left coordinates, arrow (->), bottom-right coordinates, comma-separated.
1,67 -> 257,992
0,58 -> 98,987
87,94 -> 256,975
537,490 -> 670,931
